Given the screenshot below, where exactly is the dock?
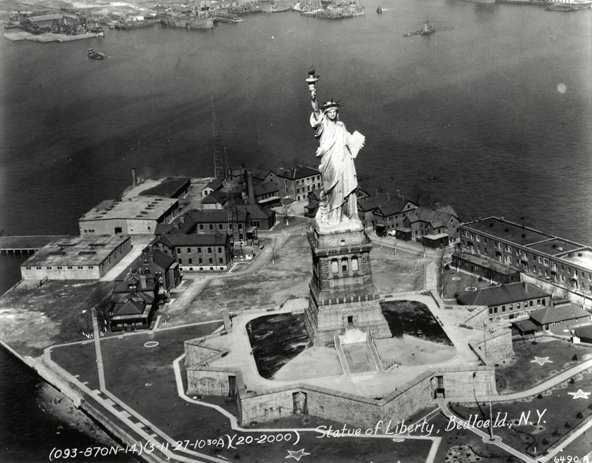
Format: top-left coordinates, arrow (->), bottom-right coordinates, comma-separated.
0,236 -> 70,255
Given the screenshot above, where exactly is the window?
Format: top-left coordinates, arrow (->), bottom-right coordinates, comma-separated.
352,257 -> 359,271
331,259 -> 338,273
200,224 -> 204,230
177,248 -> 181,254
187,248 -> 192,254
208,247 -> 212,253
178,259 -> 182,264
188,258 -> 193,264
341,258 -> 348,272
219,224 -> 223,229
209,258 -> 213,264
219,258 -> 223,264
198,248 -> 202,254
209,224 -> 214,230
199,258 -> 203,264
218,247 -> 222,253
476,236 -> 480,242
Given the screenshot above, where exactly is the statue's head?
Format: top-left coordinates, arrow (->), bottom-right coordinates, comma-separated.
322,100 -> 341,121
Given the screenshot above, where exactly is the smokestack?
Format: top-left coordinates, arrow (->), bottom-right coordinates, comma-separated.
246,171 -> 255,206
132,168 -> 137,187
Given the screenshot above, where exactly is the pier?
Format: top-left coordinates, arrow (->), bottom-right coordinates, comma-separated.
0,235 -> 70,255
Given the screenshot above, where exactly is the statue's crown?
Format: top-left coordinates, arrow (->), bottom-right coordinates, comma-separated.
322,99 -> 342,110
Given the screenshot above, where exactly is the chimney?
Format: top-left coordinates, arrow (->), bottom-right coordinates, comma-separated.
132,168 -> 137,187
140,275 -> 146,289
246,171 -> 255,206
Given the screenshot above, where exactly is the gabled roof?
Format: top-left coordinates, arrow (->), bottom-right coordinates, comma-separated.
202,190 -> 227,205
405,207 -> 456,228
139,177 -> 191,198
512,319 -> 538,333
457,282 -> 550,306
250,168 -> 274,181
530,304 -> 590,325
276,166 -> 320,180
205,179 -> 223,191
188,209 -> 249,224
236,205 -> 272,220
155,213 -> 197,236
375,198 -> 416,217
253,181 -> 279,196
112,292 -> 153,318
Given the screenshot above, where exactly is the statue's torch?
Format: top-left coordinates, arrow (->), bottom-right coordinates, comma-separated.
306,66 -> 319,95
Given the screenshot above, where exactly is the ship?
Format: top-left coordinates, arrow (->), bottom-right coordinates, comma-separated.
404,20 -> 435,37
87,48 -> 105,60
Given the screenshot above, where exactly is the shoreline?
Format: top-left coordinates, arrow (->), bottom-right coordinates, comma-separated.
0,340 -> 157,463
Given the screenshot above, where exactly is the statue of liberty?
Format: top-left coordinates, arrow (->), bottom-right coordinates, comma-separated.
307,67 -> 365,226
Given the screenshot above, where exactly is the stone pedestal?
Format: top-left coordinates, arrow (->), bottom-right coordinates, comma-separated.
304,218 -> 391,345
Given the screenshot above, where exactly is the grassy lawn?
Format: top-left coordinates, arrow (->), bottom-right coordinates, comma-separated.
51,341 -> 100,391
98,319 -> 433,462
495,337 -> 592,393
0,280 -> 109,357
380,300 -> 453,345
246,313 -> 310,379
450,371 -> 592,459
428,411 -> 515,462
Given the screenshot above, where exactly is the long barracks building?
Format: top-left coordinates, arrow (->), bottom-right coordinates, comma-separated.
459,217 -> 592,304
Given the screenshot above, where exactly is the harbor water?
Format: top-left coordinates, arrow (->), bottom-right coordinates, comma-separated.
0,0 -> 591,460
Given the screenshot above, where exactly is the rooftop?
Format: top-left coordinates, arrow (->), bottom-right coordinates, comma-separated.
457,281 -> 550,307
530,304 -> 591,325
22,235 -> 130,267
80,196 -> 178,222
463,217 -> 550,246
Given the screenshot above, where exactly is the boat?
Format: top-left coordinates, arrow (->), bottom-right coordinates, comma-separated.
90,26 -> 105,36
87,48 -> 105,60
404,20 -> 435,37
376,5 -> 382,13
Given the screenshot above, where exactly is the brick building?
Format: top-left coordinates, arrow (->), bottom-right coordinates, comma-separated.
459,217 -> 592,303
276,166 -> 322,202
457,281 -> 551,322
151,233 -> 233,272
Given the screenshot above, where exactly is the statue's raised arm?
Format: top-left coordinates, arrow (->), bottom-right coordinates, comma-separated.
306,67 -> 364,228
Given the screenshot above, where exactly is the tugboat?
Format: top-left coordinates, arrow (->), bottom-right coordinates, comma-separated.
87,48 -> 105,60
404,20 -> 435,37
376,5 -> 382,13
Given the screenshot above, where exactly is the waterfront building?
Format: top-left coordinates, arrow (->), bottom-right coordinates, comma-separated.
79,196 -> 179,235
459,217 -> 592,303
276,166 -> 322,202
403,206 -> 460,241
21,235 -> 132,281
150,233 -> 232,272
372,197 -> 419,236
456,281 -> 551,322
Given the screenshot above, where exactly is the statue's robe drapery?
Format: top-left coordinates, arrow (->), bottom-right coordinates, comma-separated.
310,112 -> 358,224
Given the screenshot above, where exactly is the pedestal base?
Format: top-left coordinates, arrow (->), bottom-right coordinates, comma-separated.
304,220 -> 392,346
